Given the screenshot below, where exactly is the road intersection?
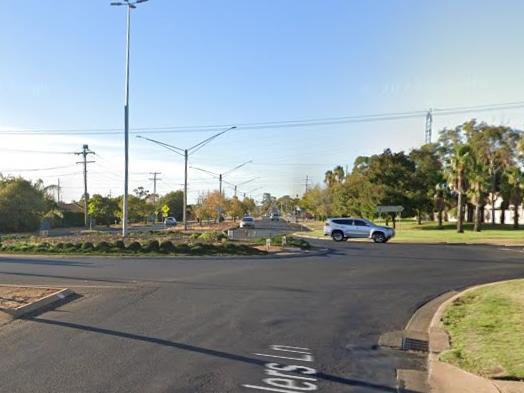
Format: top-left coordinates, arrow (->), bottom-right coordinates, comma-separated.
0,241 -> 523,392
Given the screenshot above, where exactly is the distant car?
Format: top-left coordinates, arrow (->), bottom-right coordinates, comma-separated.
239,216 -> 255,228
164,217 -> 177,226
323,217 -> 395,243
270,213 -> 280,222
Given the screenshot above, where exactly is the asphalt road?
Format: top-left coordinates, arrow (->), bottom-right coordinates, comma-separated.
0,241 -> 523,393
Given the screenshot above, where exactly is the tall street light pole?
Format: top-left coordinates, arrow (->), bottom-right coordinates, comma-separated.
111,0 -> 149,237
137,126 -> 236,230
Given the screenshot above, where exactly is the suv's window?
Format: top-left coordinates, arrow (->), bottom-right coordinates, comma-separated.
333,219 -> 353,225
354,220 -> 368,226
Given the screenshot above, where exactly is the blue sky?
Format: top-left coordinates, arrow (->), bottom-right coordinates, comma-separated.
2,0 -> 524,202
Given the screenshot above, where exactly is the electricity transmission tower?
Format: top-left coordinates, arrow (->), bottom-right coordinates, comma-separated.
304,175 -> 310,194
75,144 -> 96,227
425,109 -> 433,144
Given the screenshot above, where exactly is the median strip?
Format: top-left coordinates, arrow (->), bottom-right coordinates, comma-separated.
0,285 -> 74,320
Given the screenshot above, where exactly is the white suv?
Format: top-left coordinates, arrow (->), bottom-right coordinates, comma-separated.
323,217 -> 395,243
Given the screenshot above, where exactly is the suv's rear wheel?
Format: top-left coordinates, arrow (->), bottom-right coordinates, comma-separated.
372,232 -> 386,243
332,230 -> 344,242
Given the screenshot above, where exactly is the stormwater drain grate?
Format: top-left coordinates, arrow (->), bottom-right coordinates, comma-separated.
402,337 -> 429,352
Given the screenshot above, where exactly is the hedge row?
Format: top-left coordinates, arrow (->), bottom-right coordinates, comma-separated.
0,240 -> 265,256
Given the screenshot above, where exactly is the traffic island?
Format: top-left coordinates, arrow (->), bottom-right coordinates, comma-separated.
0,285 -> 74,322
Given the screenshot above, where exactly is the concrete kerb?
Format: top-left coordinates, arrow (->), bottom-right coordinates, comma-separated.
427,279 -> 524,393
386,280 -> 524,392
0,286 -> 75,319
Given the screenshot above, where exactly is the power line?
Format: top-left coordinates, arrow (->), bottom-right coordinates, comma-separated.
0,148 -> 76,154
1,100 -> 524,136
1,165 -> 76,172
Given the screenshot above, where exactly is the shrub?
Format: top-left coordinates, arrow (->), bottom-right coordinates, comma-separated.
63,242 -> 77,251
198,231 -> 227,242
54,243 -> 65,250
35,242 -> 51,252
190,244 -> 204,254
127,241 -> 142,252
146,240 -> 160,253
190,232 -> 202,239
12,243 -> 35,253
159,240 -> 175,253
114,240 -> 125,250
81,242 -> 94,251
96,241 -> 112,252
225,242 -> 238,253
175,243 -> 191,254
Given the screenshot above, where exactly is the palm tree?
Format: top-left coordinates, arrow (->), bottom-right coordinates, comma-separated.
506,167 -> 524,229
324,170 -> 335,188
447,145 -> 473,233
466,159 -> 489,232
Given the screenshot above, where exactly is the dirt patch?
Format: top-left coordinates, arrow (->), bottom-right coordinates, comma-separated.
0,286 -> 58,310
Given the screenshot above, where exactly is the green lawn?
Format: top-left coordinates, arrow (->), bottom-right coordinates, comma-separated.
296,220 -> 524,246
440,280 -> 524,380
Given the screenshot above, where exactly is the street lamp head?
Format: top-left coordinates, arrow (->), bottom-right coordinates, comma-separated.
110,2 -> 125,5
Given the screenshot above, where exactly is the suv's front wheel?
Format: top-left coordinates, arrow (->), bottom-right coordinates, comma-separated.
372,232 -> 386,243
331,230 -> 345,242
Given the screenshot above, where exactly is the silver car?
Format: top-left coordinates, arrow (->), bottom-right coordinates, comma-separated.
323,217 -> 395,243
239,216 -> 255,228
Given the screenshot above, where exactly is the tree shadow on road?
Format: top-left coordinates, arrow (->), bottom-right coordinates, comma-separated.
27,316 -> 424,393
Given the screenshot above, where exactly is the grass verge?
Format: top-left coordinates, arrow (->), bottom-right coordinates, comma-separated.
440,280 -> 524,380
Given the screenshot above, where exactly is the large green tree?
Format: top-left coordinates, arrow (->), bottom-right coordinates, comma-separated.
88,195 -> 120,226
409,145 -> 444,224
0,177 -> 49,233
158,191 -> 184,221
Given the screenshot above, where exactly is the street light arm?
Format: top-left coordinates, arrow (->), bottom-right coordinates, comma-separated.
136,135 -> 185,156
223,160 -> 253,176
188,126 -> 236,155
246,186 -> 263,194
189,166 -> 219,178
237,177 -> 259,187
222,179 -> 236,187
